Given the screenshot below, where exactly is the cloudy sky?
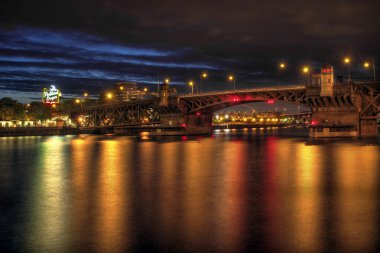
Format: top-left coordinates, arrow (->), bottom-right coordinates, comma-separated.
1,0 -> 379,102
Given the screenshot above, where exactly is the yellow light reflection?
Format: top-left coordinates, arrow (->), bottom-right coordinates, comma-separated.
182,140 -> 216,251
292,144 -> 322,252
28,136 -> 68,251
335,145 -> 379,252
156,142 -> 180,246
70,137 -> 93,247
213,141 -> 248,252
95,140 -> 128,253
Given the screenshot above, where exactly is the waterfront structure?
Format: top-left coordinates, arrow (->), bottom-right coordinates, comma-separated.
73,64 -> 379,137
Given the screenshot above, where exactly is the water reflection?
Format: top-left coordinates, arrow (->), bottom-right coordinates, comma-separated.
27,136 -> 69,252
0,132 -> 379,253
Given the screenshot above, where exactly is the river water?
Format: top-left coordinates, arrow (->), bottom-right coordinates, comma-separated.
1,128 -> 379,253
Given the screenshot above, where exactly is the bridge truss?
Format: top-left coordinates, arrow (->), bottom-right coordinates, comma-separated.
73,100 -> 182,128
178,86 -> 307,114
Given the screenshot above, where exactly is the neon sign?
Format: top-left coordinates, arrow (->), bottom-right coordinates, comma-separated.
42,85 -> 61,104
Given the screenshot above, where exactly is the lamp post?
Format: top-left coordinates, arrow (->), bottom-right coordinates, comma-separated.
344,57 -> 351,82
278,62 -> 286,86
302,66 -> 310,85
364,61 -> 371,80
75,98 -> 82,108
199,72 -> 207,93
106,92 -> 113,103
228,75 -> 236,90
364,59 -> 377,81
188,81 -> 194,95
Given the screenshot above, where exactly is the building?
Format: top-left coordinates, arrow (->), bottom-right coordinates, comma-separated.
114,82 -> 152,102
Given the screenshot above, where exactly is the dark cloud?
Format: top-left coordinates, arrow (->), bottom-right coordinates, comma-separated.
0,0 -> 379,101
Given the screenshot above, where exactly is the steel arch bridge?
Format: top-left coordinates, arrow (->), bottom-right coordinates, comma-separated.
72,82 -> 379,136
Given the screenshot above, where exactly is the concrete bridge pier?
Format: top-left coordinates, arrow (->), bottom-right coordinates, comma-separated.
183,113 -> 213,135
359,118 -> 378,137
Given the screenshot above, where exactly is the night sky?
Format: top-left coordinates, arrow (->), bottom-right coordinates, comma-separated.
1,0 -> 380,102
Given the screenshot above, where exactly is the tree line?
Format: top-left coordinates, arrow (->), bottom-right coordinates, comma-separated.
0,97 -> 98,121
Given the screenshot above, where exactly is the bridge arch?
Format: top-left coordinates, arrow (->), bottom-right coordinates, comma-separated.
178,86 -> 307,114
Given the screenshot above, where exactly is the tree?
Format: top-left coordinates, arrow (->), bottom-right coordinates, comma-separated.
27,102 -> 52,121
0,97 -> 26,120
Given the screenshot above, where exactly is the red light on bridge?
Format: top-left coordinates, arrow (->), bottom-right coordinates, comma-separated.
180,123 -> 187,127
311,120 -> 318,126
267,99 -> 275,104
196,111 -> 201,116
232,97 -> 240,102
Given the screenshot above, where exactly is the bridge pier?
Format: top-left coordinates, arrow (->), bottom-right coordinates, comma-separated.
184,114 -> 213,135
309,111 -> 360,137
360,118 -> 378,137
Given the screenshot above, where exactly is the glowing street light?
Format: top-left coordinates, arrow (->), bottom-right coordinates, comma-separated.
84,92 -> 88,97
119,86 -> 124,91
143,87 -> 148,92
278,62 -> 286,85
188,81 -> 194,94
107,92 -> 113,99
165,78 -> 170,84
75,98 -> 83,108
228,75 -> 236,90
199,72 -> 208,93
344,57 -> 351,81
363,59 -> 377,81
302,66 -> 310,85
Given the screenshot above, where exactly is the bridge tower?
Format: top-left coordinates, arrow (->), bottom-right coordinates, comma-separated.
159,82 -> 169,106
320,63 -> 334,96
307,64 -> 378,137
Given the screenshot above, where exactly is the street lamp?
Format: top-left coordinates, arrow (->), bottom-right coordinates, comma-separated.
107,92 -> 113,100
364,61 -> 370,80
199,72 -> 208,93
75,98 -> 83,108
302,66 -> 310,85
363,59 -> 377,81
344,57 -> 351,82
165,78 -> 170,84
188,81 -> 194,95
84,92 -> 88,97
228,75 -> 236,90
278,62 -> 286,85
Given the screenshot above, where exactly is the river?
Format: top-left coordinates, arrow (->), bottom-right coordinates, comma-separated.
1,127 -> 379,252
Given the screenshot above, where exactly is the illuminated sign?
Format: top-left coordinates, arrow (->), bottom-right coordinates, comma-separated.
322,68 -> 332,74
42,85 -> 61,104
